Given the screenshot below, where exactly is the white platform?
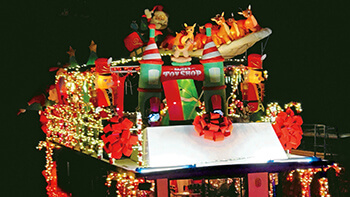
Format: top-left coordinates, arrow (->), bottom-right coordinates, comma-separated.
144,122 -> 288,167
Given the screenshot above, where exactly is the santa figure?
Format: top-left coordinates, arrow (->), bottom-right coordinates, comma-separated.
240,54 -> 266,120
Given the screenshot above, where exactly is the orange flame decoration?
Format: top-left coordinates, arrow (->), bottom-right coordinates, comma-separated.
272,108 -> 303,150
193,113 -> 233,141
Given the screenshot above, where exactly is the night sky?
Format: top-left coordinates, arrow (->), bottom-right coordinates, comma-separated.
5,0 -> 350,196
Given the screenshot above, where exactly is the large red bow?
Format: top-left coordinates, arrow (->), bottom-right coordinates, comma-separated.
101,116 -> 138,159
272,108 -> 303,150
193,113 -> 233,141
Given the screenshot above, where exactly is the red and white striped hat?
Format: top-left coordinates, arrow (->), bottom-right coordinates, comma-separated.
139,24 -> 164,65
200,23 -> 224,64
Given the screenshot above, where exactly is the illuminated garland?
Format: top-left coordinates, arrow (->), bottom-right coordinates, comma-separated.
284,101 -> 303,113
269,173 -> 278,197
286,164 -> 342,197
37,141 -> 56,182
262,102 -> 301,123
225,65 -> 246,118
42,70 -> 107,155
261,102 -> 283,123
136,112 -> 144,166
111,57 -> 142,66
37,141 -> 71,197
105,172 -> 154,196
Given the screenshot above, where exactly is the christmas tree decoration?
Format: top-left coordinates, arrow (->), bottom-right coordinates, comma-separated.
66,46 -> 79,69
86,40 -> 98,66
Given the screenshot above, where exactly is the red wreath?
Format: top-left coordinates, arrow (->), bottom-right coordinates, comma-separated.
101,116 -> 138,159
272,108 -> 303,150
193,113 -> 233,141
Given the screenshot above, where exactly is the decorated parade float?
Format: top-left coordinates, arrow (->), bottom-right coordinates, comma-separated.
20,4 -> 345,197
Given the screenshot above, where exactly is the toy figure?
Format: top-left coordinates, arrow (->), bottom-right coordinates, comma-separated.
211,12 -> 233,46
93,58 -> 124,116
193,25 -> 206,50
240,54 -> 266,120
237,5 -> 261,33
125,5 -> 168,56
226,13 -> 246,40
144,5 -> 168,30
172,23 -> 196,62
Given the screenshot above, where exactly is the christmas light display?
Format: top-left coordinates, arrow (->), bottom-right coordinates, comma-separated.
105,172 -> 154,196
286,164 -> 342,197
37,141 -> 71,197
20,3 -> 347,196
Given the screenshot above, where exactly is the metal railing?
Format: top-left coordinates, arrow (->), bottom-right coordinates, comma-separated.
301,124 -> 339,159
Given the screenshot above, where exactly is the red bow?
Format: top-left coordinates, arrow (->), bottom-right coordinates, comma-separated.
272,108 -> 303,150
101,116 -> 138,159
193,113 -> 233,141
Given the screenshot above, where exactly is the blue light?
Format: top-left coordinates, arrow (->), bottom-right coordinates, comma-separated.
267,156 -> 322,164
148,113 -> 160,122
213,109 -> 224,116
136,164 -> 195,174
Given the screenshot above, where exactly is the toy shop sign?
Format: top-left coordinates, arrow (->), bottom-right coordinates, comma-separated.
160,64 -> 204,82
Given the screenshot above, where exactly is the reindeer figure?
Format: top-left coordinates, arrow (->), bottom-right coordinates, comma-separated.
171,23 -> 196,60
160,23 -> 196,51
226,13 -> 246,40
173,23 -> 196,51
211,12 -> 233,46
193,25 -> 206,50
237,5 -> 261,33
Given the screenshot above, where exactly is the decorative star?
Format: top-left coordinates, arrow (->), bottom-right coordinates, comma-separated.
67,46 -> 76,57
89,40 -> 97,52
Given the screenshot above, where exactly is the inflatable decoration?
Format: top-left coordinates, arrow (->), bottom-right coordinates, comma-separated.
144,5 -> 168,30
94,57 -> 126,116
237,5 -> 261,33
226,13 -> 246,40
200,23 -> 227,115
157,5 -> 271,59
211,12 -> 233,46
138,23 -> 228,125
172,23 -> 196,63
137,24 -> 164,125
124,5 -> 168,57
124,5 -> 271,59
240,53 -> 266,121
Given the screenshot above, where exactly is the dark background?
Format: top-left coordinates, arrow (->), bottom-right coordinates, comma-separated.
4,0 -> 350,196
